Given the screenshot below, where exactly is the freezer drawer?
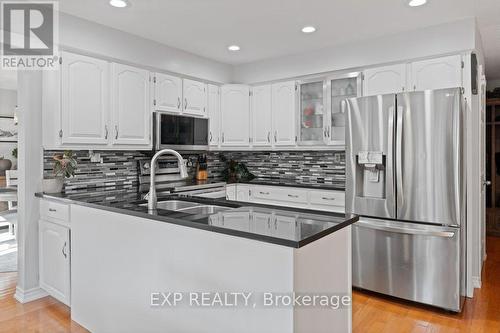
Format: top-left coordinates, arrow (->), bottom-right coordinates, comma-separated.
352,218 -> 463,311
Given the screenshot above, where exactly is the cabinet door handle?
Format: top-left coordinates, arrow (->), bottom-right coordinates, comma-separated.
105,125 -> 108,139
322,197 -> 336,201
267,132 -> 270,143
288,194 -> 299,198
48,208 -> 57,212
184,98 -> 188,109
209,131 -> 213,142
327,127 -> 331,138
259,191 -> 270,195
222,132 -> 225,143
177,97 -> 181,109
274,131 -> 277,142
62,241 -> 67,258
115,125 -> 119,140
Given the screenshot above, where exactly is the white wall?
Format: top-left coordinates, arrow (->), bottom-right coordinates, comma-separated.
59,12 -> 232,84
232,18 -> 476,84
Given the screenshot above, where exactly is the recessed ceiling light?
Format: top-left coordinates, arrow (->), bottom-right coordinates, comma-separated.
301,26 -> 316,34
408,0 -> 427,7
109,0 -> 129,8
228,45 -> 240,52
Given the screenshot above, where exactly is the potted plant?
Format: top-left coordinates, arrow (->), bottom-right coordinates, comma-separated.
220,155 -> 255,183
43,150 -> 77,193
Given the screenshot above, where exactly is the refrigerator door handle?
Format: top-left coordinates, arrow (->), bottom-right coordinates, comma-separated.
387,106 -> 395,212
396,105 -> 404,209
356,220 -> 455,238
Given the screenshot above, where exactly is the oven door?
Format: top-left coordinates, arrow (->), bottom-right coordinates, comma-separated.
155,112 -> 208,150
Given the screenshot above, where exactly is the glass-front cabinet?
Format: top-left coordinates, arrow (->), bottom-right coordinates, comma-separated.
298,79 -> 325,145
326,73 -> 361,145
297,73 -> 361,146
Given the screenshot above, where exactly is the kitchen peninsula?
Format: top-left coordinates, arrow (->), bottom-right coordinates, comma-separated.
36,189 -> 358,333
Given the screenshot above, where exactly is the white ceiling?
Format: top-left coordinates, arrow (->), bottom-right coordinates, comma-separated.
59,0 -> 500,78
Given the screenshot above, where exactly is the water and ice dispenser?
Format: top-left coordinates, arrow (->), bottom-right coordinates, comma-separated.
356,151 -> 386,199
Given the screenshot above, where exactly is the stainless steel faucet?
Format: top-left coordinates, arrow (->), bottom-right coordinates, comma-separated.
147,149 -> 189,211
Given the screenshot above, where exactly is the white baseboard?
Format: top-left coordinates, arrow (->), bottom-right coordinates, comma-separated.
472,276 -> 482,289
14,286 -> 48,303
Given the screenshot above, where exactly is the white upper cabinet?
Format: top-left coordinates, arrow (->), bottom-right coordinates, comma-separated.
61,52 -> 109,145
207,84 -> 220,147
410,55 -> 462,91
111,63 -> 151,146
154,73 -> 182,113
251,85 -> 273,146
272,81 -> 297,146
220,85 -> 250,147
183,79 -> 207,116
362,64 -> 407,96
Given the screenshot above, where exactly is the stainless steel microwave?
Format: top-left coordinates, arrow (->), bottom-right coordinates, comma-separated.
154,112 -> 209,151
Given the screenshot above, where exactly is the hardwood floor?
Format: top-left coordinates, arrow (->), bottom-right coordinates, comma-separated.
0,237 -> 499,332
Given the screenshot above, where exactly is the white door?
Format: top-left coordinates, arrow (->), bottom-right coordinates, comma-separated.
220,85 -> 250,146
61,52 -> 109,145
251,85 -> 273,146
39,220 -> 71,306
272,81 -> 297,146
362,64 -> 407,96
410,55 -> 462,91
207,84 -> 220,147
111,63 -> 151,147
183,79 -> 207,116
154,73 -> 182,113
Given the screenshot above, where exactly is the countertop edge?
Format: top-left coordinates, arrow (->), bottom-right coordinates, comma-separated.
35,192 -> 358,248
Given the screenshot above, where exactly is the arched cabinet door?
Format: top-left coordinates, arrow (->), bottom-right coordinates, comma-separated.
272,81 -> 297,146
362,64 -> 407,96
183,79 -> 207,116
220,84 -> 250,147
111,63 -> 151,147
154,73 -> 182,113
61,51 -> 109,145
410,55 -> 462,91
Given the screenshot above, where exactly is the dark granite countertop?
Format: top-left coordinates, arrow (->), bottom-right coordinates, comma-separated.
35,186 -> 357,248
228,178 -> 345,191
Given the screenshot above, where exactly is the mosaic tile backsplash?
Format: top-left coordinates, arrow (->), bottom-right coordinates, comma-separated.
43,150 -> 345,191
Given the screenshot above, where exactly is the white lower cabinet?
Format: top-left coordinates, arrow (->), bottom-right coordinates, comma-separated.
39,219 -> 71,306
236,184 -> 250,202
226,184 -> 236,200
229,183 -> 345,213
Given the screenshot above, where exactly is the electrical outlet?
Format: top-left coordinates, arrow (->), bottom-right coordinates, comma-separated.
89,151 -> 102,163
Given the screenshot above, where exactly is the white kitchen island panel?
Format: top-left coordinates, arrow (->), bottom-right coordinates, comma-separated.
70,204 -> 351,333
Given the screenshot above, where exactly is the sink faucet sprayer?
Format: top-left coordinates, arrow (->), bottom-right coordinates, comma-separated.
147,149 -> 189,211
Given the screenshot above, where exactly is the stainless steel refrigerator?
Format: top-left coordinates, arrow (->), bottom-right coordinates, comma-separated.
346,87 -> 466,312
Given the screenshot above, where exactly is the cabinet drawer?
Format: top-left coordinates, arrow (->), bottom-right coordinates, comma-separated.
40,200 -> 70,223
309,190 -> 345,207
250,186 -> 307,205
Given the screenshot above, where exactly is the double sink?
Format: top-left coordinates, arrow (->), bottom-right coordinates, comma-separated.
146,200 -> 232,215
